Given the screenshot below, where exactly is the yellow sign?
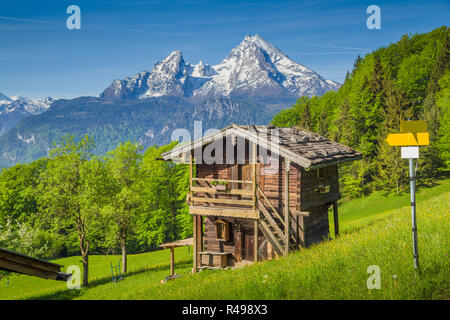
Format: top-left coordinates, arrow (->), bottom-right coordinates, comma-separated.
400,120 -> 427,133
386,132 -> 429,146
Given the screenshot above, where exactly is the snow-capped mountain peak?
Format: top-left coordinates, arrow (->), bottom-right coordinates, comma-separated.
191,61 -> 216,77
0,93 -> 12,104
0,93 -> 55,115
241,34 -> 286,62
0,93 -> 55,135
101,34 -> 340,100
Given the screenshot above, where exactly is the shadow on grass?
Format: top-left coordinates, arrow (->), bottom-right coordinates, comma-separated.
375,171 -> 449,197
30,260 -> 193,300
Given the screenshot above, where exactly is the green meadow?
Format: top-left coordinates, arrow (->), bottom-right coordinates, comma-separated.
1,178 -> 449,300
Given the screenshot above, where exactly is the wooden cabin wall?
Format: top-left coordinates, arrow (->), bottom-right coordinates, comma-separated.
299,165 -> 339,211
196,163 -> 230,180
301,205 -> 330,246
298,165 -> 339,246
259,158 -> 301,211
203,217 -> 267,265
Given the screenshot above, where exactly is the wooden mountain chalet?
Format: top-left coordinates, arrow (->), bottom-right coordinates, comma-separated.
162,124 -> 361,272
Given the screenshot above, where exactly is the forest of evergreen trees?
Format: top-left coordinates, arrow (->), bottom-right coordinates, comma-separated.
0,26 -> 448,284
272,26 -> 449,198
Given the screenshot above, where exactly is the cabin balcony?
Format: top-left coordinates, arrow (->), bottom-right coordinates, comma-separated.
188,177 -> 259,219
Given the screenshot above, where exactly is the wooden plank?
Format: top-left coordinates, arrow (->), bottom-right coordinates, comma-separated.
258,199 -> 285,242
284,161 -> 290,256
292,210 -> 310,217
198,215 -> 203,253
258,220 -> 284,256
191,187 -> 254,196
189,206 -> 259,219
170,248 -> 175,277
234,227 -> 243,262
189,152 -> 193,188
190,197 -> 254,206
190,152 -> 194,206
192,177 -> 253,184
267,241 -> 273,260
254,220 -> 258,262
333,200 -> 339,237
257,185 -> 285,225
193,214 -> 198,274
0,250 -> 61,274
0,257 -> 57,280
252,142 -> 257,210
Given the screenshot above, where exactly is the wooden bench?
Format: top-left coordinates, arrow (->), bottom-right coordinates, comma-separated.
199,251 -> 231,269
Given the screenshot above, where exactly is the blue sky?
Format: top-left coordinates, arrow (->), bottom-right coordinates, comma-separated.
0,0 -> 448,99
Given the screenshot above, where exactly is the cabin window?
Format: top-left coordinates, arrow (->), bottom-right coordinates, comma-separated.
317,167 -> 326,179
214,219 -> 229,241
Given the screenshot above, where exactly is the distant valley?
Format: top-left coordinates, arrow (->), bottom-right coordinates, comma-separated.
0,35 -> 339,167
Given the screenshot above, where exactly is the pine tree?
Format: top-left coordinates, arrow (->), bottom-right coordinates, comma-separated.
344,70 -> 350,82
420,33 -> 449,179
332,98 -> 353,146
298,100 -> 312,130
353,55 -> 362,74
375,80 -> 412,193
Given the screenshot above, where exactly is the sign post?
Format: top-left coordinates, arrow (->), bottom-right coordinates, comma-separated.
408,157 -> 419,269
386,120 -> 429,270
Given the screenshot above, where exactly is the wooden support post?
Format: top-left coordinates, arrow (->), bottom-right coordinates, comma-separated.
190,151 -> 198,274
193,215 -> 198,274
252,142 -> 257,209
234,225 -> 242,262
254,220 -> 258,262
333,200 -> 339,238
189,151 -> 194,203
197,216 -> 203,253
170,247 -> 175,277
284,160 -> 290,256
252,142 -> 258,263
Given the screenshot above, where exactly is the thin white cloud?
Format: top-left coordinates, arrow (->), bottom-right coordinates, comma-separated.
300,44 -> 373,51
0,15 -> 62,25
297,51 -> 370,55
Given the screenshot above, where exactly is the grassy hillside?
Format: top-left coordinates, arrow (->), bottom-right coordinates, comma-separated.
329,176 -> 450,235
0,246 -> 192,300
103,191 -> 449,300
1,178 -> 448,300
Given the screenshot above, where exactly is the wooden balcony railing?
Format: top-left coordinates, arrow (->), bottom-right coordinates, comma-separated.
189,177 -> 255,208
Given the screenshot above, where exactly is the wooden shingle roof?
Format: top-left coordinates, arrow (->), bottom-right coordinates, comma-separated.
162,124 -> 362,168
238,124 -> 362,167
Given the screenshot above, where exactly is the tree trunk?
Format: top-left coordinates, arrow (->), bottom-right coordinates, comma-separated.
82,253 -> 88,287
121,236 -> 127,274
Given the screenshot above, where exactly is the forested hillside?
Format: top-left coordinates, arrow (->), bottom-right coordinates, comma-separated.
272,26 -> 449,198
0,137 -> 191,285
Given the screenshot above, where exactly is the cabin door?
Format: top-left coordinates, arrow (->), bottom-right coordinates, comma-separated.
239,164 -> 253,190
244,232 -> 254,261
238,163 -> 260,190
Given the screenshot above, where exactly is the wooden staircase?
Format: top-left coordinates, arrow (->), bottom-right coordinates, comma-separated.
257,186 -> 298,256
188,176 -> 298,258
